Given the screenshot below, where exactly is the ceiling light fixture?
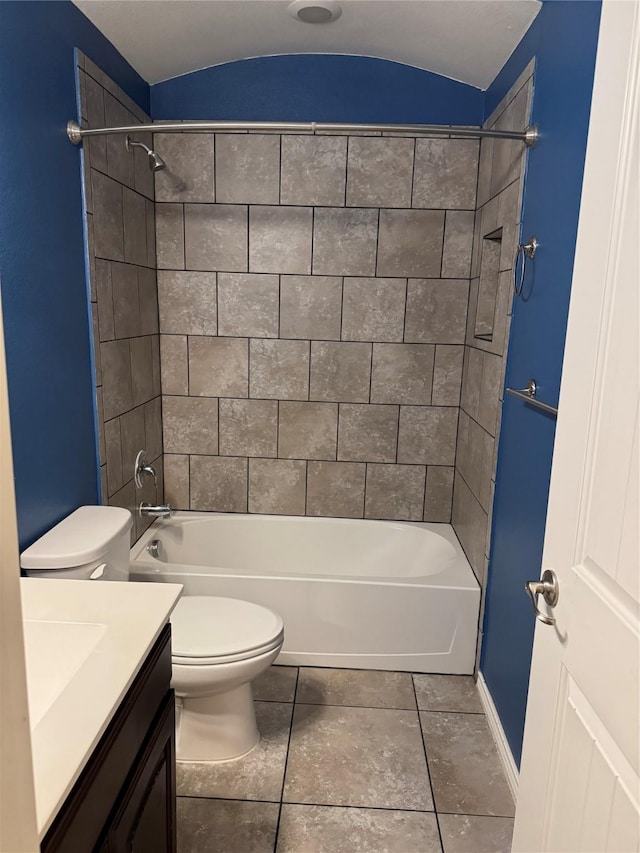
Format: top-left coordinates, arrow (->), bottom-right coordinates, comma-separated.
288,0 -> 342,24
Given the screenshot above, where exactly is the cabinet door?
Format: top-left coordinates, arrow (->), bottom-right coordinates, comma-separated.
105,692 -> 176,853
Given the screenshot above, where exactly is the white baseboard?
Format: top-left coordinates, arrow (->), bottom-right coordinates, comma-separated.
477,672 -> 519,803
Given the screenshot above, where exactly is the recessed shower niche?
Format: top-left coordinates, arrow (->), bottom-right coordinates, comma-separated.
474,228 -> 503,341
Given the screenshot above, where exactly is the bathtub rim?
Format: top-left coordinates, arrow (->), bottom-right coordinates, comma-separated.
130,512 -> 479,592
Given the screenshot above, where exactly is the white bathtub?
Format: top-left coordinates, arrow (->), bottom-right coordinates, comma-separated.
130,512 -> 480,674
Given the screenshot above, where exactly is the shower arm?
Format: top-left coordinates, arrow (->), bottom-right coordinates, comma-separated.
67,120 -> 539,147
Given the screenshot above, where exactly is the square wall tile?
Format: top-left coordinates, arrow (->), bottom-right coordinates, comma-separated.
249,206 -> 312,274
145,198 -> 156,267
477,352 -> 504,436
104,93 -> 135,187
278,402 -> 338,460
163,395 -> 218,454
424,466 -> 455,522
185,204 -> 248,271
189,337 -> 249,398
101,339 -> 133,419
250,339 -> 309,400
164,454 -> 189,509
155,203 -> 184,269
157,270 -> 217,335
154,133 -> 215,202
104,418 -> 123,496
119,405 -> 146,484
219,399 -> 278,458
377,210 -> 444,278
84,75 -> 107,171
346,137 -> 414,208
218,273 -> 279,337
338,404 -> 398,463
342,278 -> 406,342
143,396 -> 163,459
249,458 -> 306,515
306,461 -> 365,518
95,259 -> 115,341
160,335 -> 188,396
413,139 -> 479,209
313,208 -> 378,276
280,275 -> 342,341
451,472 -> 488,581
371,344 -> 434,405
405,279 -> 469,344
460,346 -> 483,420
397,406 -> 458,465
92,171 -> 124,261
132,131 -> 155,201
122,187 -> 147,267
442,210 -> 475,278
190,456 -> 247,512
138,267 -> 159,335
310,341 -> 371,403
215,134 -> 280,204
432,345 -> 464,406
111,262 -> 139,339
130,336 -> 155,406
365,463 -> 426,521
281,135 -> 347,206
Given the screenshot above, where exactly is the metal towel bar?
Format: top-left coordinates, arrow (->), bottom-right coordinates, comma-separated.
505,379 -> 558,416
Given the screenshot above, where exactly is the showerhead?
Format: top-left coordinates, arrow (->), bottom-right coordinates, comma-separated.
125,135 -> 166,172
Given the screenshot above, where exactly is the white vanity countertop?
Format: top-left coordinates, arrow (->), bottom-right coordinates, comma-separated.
20,578 -> 183,839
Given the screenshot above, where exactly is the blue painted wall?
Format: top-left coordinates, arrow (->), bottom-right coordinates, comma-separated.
0,1 -> 149,549
151,54 -> 484,124
480,0 -> 601,766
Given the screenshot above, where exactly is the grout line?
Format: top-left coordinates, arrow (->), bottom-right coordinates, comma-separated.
411,676 -> 446,852
273,668 -> 300,850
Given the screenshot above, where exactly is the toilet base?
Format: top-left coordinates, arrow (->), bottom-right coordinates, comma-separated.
176,682 -> 260,762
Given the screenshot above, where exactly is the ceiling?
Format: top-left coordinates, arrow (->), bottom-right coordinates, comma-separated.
73,0 -> 541,90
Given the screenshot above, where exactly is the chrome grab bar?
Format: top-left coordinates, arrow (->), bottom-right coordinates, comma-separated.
505,379 -> 558,416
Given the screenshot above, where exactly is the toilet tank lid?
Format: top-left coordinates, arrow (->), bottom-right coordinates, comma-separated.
20,506 -> 133,570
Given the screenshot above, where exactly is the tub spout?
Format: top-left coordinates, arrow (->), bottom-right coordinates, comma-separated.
139,502 -> 172,519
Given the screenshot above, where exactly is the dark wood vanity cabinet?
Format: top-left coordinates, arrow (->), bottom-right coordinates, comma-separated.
42,625 -> 176,853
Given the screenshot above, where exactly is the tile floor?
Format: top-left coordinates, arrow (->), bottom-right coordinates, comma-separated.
177,667 -> 515,853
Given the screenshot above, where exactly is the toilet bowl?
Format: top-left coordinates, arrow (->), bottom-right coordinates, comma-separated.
20,505 -> 284,762
170,595 -> 283,761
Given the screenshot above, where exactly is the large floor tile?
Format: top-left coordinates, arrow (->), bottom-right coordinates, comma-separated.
297,667 -> 416,709
283,704 -> 433,810
276,804 -> 442,853
177,702 -> 293,802
253,665 -> 298,702
413,675 -> 483,714
177,798 -> 279,853
439,814 -> 514,853
420,712 -> 515,817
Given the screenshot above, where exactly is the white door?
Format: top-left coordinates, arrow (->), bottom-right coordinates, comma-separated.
512,1 -> 640,851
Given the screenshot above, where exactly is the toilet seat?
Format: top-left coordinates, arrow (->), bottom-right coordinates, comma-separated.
170,596 -> 284,666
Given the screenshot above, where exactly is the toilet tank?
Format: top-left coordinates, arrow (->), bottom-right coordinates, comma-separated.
20,506 -> 133,581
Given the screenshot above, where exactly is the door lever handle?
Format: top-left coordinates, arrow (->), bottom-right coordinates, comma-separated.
525,569 -> 559,626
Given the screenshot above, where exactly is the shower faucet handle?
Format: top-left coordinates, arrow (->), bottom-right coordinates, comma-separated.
134,449 -> 157,489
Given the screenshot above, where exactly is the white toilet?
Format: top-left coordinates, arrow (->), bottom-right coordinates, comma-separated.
20,505 -> 284,762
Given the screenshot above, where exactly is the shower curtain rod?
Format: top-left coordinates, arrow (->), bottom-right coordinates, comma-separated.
67,120 -> 539,147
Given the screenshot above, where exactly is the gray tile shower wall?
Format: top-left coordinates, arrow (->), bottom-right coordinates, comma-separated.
78,53 -> 163,542
156,131 -> 479,521
452,64 -> 535,586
